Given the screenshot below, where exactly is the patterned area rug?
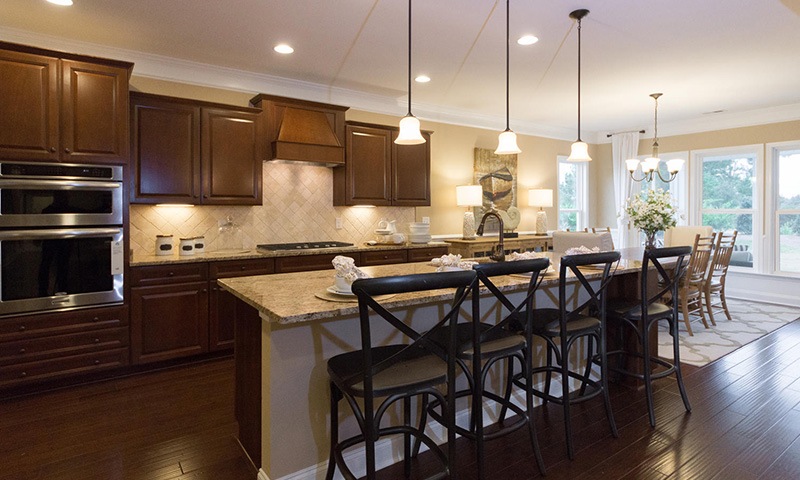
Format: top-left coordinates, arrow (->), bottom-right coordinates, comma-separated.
658,298 -> 800,366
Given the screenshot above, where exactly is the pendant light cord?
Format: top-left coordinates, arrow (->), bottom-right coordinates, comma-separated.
576,16 -> 582,141
505,0 -> 510,131
407,0 -> 412,116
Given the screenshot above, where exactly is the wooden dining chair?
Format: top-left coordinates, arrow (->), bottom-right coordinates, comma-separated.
591,227 -> 615,249
702,230 -> 738,324
325,270 -> 476,480
675,233 -> 716,335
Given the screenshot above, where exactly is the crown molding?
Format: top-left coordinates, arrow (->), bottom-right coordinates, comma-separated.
599,102 -> 800,144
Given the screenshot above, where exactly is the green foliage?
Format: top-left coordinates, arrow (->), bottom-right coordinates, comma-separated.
702,157 -> 754,209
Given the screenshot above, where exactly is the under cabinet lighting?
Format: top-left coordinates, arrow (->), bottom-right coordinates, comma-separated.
46,0 -> 73,5
517,35 -> 539,45
155,204 -> 195,208
274,44 -> 294,54
351,205 -> 376,208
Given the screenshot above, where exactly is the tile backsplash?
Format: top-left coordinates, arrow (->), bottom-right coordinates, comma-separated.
129,163 -> 415,256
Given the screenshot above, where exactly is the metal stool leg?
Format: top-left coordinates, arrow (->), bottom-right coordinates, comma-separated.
561,337 -> 575,459
543,343 -> 553,405
326,382 -> 340,480
671,319 -> 692,413
642,323 -> 656,427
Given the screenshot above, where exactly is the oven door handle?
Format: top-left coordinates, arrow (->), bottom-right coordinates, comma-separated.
0,179 -> 121,189
0,228 -> 122,240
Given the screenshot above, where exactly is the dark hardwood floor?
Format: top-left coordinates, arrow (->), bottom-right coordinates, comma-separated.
2,319 -> 800,480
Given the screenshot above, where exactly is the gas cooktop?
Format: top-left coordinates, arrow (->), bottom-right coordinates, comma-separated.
257,241 -> 354,251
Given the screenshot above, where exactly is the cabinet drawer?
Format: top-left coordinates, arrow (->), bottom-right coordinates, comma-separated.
0,327 -> 128,366
210,258 -> 275,279
361,249 -> 408,266
276,253 -> 361,273
0,348 -> 129,389
408,246 -> 449,263
0,305 -> 128,343
131,263 -> 208,287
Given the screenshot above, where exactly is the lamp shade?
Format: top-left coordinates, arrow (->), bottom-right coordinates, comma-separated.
528,189 -> 553,207
456,185 -> 484,207
395,115 -> 426,145
567,141 -> 591,162
495,130 -> 521,155
625,158 -> 640,172
666,158 -> 685,174
642,156 -> 660,173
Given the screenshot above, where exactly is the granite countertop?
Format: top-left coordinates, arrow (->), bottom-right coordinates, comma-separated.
130,241 -> 450,266
219,249 -> 651,325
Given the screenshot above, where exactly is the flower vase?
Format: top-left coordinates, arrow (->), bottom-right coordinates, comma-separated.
644,231 -> 658,249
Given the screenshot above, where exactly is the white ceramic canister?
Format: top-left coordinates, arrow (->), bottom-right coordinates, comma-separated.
193,236 -> 206,254
155,235 -> 174,256
179,237 -> 195,256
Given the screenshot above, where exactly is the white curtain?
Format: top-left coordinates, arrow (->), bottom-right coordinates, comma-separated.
611,131 -> 640,248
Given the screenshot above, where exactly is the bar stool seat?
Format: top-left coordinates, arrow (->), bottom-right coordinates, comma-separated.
327,345 -> 447,396
526,308 -> 601,335
428,322 -> 525,359
607,300 -> 673,319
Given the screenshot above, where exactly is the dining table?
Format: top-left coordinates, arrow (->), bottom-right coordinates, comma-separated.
219,247 -> 663,480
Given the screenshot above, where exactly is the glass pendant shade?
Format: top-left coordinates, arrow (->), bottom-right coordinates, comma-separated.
626,158 -> 640,172
642,156 -> 660,173
666,158 -> 685,174
495,130 -> 521,155
395,115 -> 425,145
567,141 -> 591,162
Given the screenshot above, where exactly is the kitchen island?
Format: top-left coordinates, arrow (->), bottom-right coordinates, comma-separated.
220,249 -> 658,480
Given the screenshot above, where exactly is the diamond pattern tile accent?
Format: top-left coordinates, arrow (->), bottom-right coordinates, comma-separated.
129,163 -> 416,255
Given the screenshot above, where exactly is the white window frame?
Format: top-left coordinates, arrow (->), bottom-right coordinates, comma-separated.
691,144 -> 764,272
557,156 -> 588,231
767,141 -> 800,277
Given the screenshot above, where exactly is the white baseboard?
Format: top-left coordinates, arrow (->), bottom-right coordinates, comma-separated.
725,271 -> 800,307
263,376 -> 573,480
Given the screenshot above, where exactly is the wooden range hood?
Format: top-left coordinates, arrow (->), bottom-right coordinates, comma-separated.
250,94 -> 349,166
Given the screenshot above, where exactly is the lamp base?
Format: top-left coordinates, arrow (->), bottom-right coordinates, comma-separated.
462,211 -> 476,240
535,210 -> 548,236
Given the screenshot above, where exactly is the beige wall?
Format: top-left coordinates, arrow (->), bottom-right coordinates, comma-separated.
129,76 -> 579,239
593,120 -> 800,228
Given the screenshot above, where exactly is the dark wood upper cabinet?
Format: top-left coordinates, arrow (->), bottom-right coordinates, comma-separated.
61,60 -> 129,164
0,50 -> 59,161
130,93 -> 263,205
0,43 -> 132,164
334,122 -> 432,206
392,131 -> 431,206
201,108 -> 262,205
131,94 -> 201,204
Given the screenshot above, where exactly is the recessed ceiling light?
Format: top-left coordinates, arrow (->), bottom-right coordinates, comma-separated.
517,35 -> 539,46
273,44 -> 294,54
415,75 -> 431,83
46,0 -> 73,5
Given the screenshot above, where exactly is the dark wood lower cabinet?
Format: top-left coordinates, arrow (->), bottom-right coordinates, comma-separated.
130,281 -> 209,364
209,281 -> 236,351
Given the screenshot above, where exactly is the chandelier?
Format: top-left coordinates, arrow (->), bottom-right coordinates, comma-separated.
626,93 -> 684,183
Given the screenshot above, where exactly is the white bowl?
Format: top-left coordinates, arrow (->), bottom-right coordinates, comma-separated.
333,275 -> 352,294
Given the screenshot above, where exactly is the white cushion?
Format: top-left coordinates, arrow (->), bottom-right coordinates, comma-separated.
664,226 -> 713,247
552,231 -> 614,253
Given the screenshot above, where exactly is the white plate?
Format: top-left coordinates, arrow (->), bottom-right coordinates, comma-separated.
326,286 -> 355,296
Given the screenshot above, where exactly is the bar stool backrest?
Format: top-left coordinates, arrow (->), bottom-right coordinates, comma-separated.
641,246 -> 693,314
350,271 -> 477,394
471,258 -> 551,348
558,251 -> 622,323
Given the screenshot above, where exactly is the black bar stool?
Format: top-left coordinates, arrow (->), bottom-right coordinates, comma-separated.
605,246 -> 692,427
416,258 -> 550,478
509,251 -> 621,459
325,270 -> 476,480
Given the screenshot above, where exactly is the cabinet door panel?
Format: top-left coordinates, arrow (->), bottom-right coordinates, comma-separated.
130,282 -> 209,364
209,281 -> 236,351
392,131 -> 431,206
0,50 -> 59,161
61,60 -> 128,164
131,96 -> 201,203
201,108 -> 262,205
345,125 -> 392,206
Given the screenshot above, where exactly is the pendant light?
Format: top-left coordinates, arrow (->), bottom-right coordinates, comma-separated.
626,93 -> 685,182
495,0 -> 521,155
395,0 -> 426,145
566,9 -> 591,162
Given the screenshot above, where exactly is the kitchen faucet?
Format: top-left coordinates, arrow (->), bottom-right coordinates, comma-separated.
476,209 -> 505,262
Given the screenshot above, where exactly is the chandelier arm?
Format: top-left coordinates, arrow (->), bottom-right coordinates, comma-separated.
629,171 -> 648,182
654,169 -> 678,183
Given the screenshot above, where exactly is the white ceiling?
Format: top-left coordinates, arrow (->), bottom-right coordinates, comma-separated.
2,0 -> 800,142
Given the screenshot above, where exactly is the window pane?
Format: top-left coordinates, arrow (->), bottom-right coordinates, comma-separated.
702,155 -> 755,209
779,214 -> 800,272
559,163 -> 578,209
779,150 -> 800,209
559,212 -> 577,231
703,213 -> 754,268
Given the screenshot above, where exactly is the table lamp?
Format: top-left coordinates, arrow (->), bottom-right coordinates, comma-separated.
456,185 -> 483,240
528,189 -> 553,236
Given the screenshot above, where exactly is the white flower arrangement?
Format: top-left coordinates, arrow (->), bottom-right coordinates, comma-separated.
624,189 -> 678,240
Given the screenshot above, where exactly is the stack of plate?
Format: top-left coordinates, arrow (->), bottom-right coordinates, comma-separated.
409,222 -> 431,244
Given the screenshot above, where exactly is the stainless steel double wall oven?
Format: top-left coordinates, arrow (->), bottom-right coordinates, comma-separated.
0,162 -> 124,315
